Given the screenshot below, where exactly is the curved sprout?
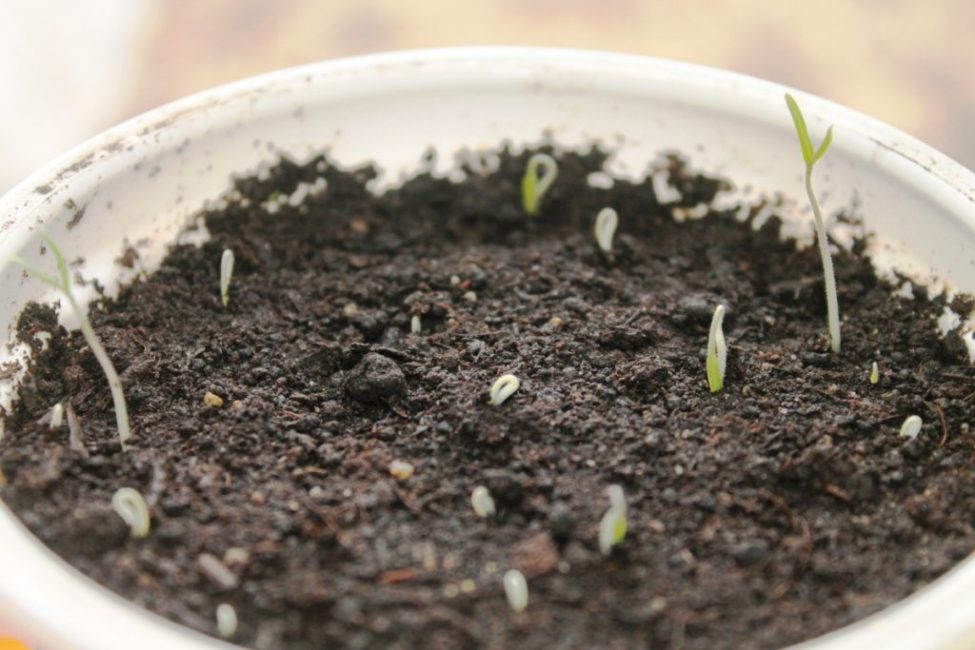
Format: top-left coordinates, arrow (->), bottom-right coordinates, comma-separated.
503,569 -> 529,612
900,415 -> 922,439
220,248 -> 235,307
10,235 -> 131,449
598,485 -> 628,555
489,374 -> 521,406
785,94 -> 841,353
216,603 -> 238,639
706,304 -> 727,393
521,153 -> 558,216
112,487 -> 151,538
471,485 -> 496,518
594,207 -> 619,254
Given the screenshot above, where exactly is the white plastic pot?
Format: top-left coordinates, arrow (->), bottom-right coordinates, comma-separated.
0,48 -> 973,650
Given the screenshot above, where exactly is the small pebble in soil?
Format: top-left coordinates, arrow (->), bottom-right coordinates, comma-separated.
389,460 -> 414,480
344,353 -> 406,403
203,391 -> 224,408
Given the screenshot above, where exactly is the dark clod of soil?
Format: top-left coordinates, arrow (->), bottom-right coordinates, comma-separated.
3,146 -> 975,650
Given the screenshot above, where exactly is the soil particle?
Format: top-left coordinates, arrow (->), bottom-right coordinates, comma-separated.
344,352 -> 406,403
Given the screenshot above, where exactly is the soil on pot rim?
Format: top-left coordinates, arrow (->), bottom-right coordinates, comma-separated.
3,146 -> 975,650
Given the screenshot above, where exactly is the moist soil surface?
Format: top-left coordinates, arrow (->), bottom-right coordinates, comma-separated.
4,147 -> 975,650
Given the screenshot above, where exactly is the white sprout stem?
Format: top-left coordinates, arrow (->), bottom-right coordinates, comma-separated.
870,361 -> 880,385
503,569 -> 529,612
594,207 -> 619,254
522,153 -> 558,215
66,290 -> 131,449
706,305 -> 727,393
805,168 -> 841,353
220,248 -> 235,307
471,485 -> 496,518
49,403 -> 64,429
216,603 -> 239,638
410,315 -> 422,334
112,487 -> 150,538
11,236 -> 131,449
489,374 -> 520,406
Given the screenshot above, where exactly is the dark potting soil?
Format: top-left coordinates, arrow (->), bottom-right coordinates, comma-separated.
3,146 -> 975,650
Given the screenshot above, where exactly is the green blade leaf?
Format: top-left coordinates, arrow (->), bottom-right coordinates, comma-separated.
812,125 -> 834,165
7,255 -> 62,290
785,93 -> 815,167
40,233 -> 70,288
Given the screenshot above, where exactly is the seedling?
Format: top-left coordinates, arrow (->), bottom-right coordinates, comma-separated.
411,315 -> 422,334
594,207 -> 619,254
489,374 -> 520,406
10,234 -> 131,449
220,248 -> 235,307
869,361 -> 880,385
471,485 -> 496,518
900,415 -> 922,439
706,304 -> 727,393
112,487 -> 150,538
503,569 -> 528,612
598,485 -> 628,555
49,403 -> 64,430
785,93 -> 841,353
216,603 -> 238,639
521,153 -> 558,216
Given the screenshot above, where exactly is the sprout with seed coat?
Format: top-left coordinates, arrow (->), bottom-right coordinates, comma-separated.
216,603 -> 238,639
489,374 -> 520,406
503,569 -> 528,612
10,235 -> 131,449
521,153 -> 558,216
594,207 -> 619,254
112,487 -> 150,538
471,486 -> 496,518
598,485 -> 628,555
220,248 -> 235,307
900,415 -> 922,439
785,93 -> 841,353
706,304 -> 727,393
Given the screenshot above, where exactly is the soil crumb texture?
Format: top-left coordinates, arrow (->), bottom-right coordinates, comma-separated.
4,147 -> 975,649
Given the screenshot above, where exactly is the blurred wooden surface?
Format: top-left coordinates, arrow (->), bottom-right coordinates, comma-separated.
1,0 -> 972,191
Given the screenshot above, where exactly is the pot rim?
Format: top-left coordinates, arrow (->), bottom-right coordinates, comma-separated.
0,47 -> 973,650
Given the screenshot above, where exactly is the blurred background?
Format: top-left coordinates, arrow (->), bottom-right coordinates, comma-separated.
1,0 -> 972,193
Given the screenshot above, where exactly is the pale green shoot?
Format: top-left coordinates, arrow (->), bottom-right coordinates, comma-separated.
706,304 -> 727,393
869,361 -> 879,385
598,485 -> 627,555
785,93 -> 840,353
521,153 -> 558,216
10,234 -> 131,449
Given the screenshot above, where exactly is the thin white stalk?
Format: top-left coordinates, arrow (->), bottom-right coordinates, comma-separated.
67,290 -> 131,449
806,168 -> 841,353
